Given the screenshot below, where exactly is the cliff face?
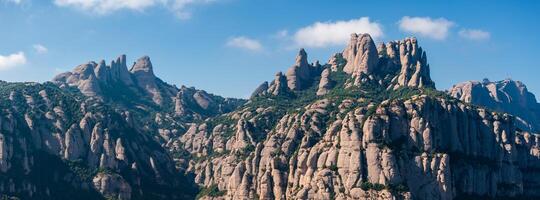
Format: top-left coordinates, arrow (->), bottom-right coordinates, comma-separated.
0,82 -> 197,199
179,34 -> 540,200
450,79 -> 540,131
182,95 -> 540,200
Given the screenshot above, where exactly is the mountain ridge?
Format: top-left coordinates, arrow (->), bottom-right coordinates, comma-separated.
0,33 -> 539,200
178,33 -> 540,200
449,78 -> 540,132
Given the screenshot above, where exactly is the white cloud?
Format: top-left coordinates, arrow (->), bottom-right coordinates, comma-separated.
2,0 -> 22,4
53,0 -> 216,19
458,29 -> 490,40
398,16 -> 454,40
293,17 -> 383,48
0,52 -> 27,71
226,36 -> 263,51
33,44 -> 48,54
274,30 -> 288,38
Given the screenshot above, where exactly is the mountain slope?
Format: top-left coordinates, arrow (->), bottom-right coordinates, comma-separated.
178,34 -> 540,200
0,55 -> 246,199
449,79 -> 540,131
0,81 -> 197,199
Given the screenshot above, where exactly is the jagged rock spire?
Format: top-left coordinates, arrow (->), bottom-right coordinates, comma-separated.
53,55 -> 177,105
268,72 -> 288,96
285,48 -> 320,91
392,37 -> 434,89
110,54 -> 134,86
130,56 -> 154,75
342,33 -> 379,75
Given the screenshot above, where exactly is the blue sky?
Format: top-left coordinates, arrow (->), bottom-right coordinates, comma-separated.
0,0 -> 539,98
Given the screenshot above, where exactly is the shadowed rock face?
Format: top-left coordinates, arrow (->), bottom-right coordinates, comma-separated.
0,82 -> 198,199
179,34 -> 540,200
450,79 -> 540,131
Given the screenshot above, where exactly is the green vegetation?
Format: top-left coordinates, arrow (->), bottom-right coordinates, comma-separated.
360,181 -> 373,191
388,183 -> 409,193
196,184 -> 226,199
359,181 -> 409,193
329,164 -> 339,172
66,159 -> 98,181
372,183 -> 386,191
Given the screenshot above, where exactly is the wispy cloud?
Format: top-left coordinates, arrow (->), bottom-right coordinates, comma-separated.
53,0 -> 217,19
0,52 -> 26,71
33,44 -> 48,54
458,29 -> 490,41
226,36 -> 263,51
273,30 -> 288,38
2,0 -> 22,4
293,17 -> 383,48
399,16 -> 454,40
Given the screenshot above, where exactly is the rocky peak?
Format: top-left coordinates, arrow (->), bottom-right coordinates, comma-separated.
269,72 -> 289,96
110,54 -> 134,86
74,62 -> 98,79
285,49 -> 320,91
53,55 -> 171,105
393,37 -> 434,89
296,48 -> 308,66
251,34 -> 438,99
338,33 -> 434,89
129,56 -> 154,75
449,78 -> 540,131
342,33 -> 379,75
128,56 -> 167,105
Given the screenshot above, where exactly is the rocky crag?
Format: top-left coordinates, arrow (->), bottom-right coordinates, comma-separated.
179,34 -> 540,200
53,55 -> 244,121
450,79 -> 540,132
0,81 -> 196,199
0,55 -> 245,199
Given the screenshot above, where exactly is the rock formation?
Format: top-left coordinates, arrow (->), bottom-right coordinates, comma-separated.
285,49 -> 322,91
450,78 -> 540,131
1,33 -> 539,200
316,68 -> 333,96
0,81 -> 197,199
177,34 -> 540,200
54,55 -> 177,106
54,55 -> 244,119
342,33 -> 379,76
252,34 -> 436,99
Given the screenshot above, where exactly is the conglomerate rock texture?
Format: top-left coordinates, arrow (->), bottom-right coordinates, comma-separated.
180,34 -> 540,200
